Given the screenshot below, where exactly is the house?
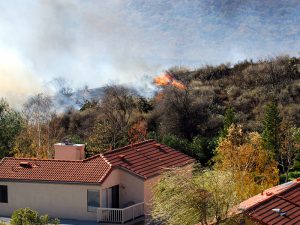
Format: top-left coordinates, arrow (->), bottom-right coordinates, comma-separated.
238,178 -> 300,224
0,140 -> 195,224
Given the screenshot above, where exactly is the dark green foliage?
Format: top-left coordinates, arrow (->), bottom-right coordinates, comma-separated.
189,136 -> 214,164
11,208 -> 60,225
62,135 -> 84,145
0,99 -> 24,158
292,160 -> 300,171
162,134 -> 190,154
147,131 -> 158,140
279,171 -> 300,183
219,106 -> 236,139
262,101 -> 282,154
161,134 -> 214,165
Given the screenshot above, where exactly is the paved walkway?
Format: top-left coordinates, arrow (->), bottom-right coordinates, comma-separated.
0,217 -> 10,224
60,219 -> 99,225
0,217 -> 99,225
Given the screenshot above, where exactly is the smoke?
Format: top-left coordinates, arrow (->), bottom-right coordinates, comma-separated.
0,0 -> 299,108
0,47 -> 43,108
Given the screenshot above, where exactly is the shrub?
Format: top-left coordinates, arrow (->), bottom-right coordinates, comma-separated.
162,134 -> 190,155
161,134 -> 215,164
11,208 -> 60,225
279,171 -> 300,183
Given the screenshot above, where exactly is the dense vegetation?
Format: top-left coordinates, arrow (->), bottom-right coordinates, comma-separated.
0,55 -> 299,173
153,128 -> 277,225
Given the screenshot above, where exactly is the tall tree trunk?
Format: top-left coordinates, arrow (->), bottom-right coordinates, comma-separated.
285,169 -> 290,183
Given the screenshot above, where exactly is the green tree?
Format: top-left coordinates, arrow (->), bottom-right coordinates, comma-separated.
161,134 -> 214,164
0,99 -> 24,158
279,125 -> 300,182
161,134 -> 190,155
190,136 -> 213,164
262,101 -> 282,155
219,106 -> 236,139
11,208 -> 60,225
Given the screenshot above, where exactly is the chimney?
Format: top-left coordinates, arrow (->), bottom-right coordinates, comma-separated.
54,143 -> 85,160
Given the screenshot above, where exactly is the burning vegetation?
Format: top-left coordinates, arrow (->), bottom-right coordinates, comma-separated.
153,73 -> 186,90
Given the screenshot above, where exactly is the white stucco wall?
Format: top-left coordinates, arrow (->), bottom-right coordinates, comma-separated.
0,164 -> 193,221
119,169 -> 144,207
0,181 -> 101,221
100,169 -> 144,208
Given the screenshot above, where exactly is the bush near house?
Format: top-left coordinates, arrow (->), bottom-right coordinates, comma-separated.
11,208 -> 60,225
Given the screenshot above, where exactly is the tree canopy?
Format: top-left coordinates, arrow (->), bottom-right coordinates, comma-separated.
0,99 -> 23,158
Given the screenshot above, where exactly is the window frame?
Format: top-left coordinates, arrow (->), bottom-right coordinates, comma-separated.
0,185 -> 8,203
87,189 -> 100,212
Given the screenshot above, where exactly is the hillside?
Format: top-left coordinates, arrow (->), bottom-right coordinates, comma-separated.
4,55 -> 300,165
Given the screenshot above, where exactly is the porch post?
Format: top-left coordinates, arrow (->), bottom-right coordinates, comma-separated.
122,209 -> 125,224
132,206 -> 135,220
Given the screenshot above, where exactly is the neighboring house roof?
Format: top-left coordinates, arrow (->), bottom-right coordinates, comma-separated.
103,139 -> 195,179
0,140 -> 195,184
241,179 -> 300,225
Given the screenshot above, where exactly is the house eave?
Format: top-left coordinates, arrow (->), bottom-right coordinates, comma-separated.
0,178 -> 102,186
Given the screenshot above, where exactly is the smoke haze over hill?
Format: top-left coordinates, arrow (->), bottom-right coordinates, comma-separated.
0,0 -> 299,107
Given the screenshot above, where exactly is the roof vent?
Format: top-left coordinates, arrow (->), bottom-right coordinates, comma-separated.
118,154 -> 126,160
19,162 -> 32,168
272,208 -> 287,217
118,154 -> 132,165
154,143 -> 166,152
154,143 -> 161,148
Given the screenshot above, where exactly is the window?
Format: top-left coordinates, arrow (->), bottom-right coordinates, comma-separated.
87,190 -> 99,212
0,185 -> 7,203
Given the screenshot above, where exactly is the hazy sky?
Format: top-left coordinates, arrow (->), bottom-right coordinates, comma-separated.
0,0 -> 299,107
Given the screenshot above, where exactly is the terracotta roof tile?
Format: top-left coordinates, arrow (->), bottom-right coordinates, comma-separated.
0,155 -> 111,184
103,140 -> 195,179
239,181 -> 298,211
0,140 -> 195,184
244,181 -> 300,225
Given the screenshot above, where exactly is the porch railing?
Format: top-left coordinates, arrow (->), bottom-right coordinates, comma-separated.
97,202 -> 144,224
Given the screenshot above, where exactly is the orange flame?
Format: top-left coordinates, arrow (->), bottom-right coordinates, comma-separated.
153,74 -> 172,86
153,73 -> 186,90
171,80 -> 186,90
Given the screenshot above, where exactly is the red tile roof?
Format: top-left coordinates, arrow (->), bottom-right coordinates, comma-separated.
103,140 -> 195,179
0,155 -> 111,184
0,140 -> 195,184
239,181 -> 298,211
243,180 -> 300,225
